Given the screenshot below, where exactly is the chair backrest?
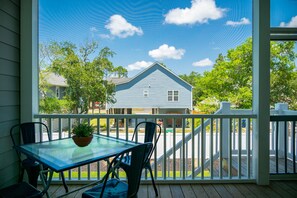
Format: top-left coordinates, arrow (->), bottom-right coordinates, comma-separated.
131,121 -> 161,163
102,143 -> 153,198
10,122 -> 50,159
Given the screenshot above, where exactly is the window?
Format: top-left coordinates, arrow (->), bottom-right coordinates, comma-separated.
168,90 -> 178,102
56,87 -> 60,98
143,90 -> 149,97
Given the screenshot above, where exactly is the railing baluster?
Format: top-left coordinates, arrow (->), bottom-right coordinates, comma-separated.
228,118 -> 232,179
125,118 -> 128,141
173,118 -> 176,179
291,121 -> 296,173
58,118 -> 62,139
135,118 -> 138,143
216,118 -> 218,153
68,118 -> 72,180
272,121 -> 275,153
154,119 -> 158,180
97,118 -> 100,134
276,121 -> 279,174
210,118 -> 214,179
233,119 -> 236,150
191,117 -> 195,179
87,119 -> 91,180
219,118 -> 223,179
238,118 -> 242,179
163,123 -> 167,180
201,118 -> 205,179
182,118 -> 186,179
247,118 -> 251,179
49,118 -> 52,140
284,121 -> 287,173
116,118 -> 119,139
191,118 -> 195,179
197,119 -> 200,168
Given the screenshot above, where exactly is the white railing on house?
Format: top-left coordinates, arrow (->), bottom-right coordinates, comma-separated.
34,102 -> 257,182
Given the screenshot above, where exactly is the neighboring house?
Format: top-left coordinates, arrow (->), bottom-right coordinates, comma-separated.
107,62 -> 193,127
42,73 -> 67,99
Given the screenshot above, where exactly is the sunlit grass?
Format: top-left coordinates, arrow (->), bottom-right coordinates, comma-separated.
53,170 -> 210,179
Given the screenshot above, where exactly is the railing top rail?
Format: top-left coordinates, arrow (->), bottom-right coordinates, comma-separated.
270,115 -> 297,121
35,114 -> 257,119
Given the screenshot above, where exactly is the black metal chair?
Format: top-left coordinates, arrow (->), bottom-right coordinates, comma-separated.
116,121 -> 161,196
0,181 -> 43,198
82,143 -> 153,198
10,122 -> 68,192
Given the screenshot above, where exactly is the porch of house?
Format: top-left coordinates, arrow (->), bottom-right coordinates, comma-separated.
42,180 -> 297,198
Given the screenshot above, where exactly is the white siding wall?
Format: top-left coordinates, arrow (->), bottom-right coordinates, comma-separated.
111,66 -> 192,109
0,0 -> 20,188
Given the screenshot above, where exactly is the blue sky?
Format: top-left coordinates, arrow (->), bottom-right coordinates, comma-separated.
39,0 -> 297,77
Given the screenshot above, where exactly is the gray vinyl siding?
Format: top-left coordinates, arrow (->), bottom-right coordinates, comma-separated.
111,64 -> 192,109
0,0 -> 20,188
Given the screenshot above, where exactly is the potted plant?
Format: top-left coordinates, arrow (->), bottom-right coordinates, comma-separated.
72,123 -> 94,147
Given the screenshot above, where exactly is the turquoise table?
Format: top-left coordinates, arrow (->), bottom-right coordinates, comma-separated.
15,134 -> 140,197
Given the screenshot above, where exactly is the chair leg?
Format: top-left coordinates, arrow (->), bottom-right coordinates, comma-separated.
61,172 -> 69,192
25,166 -> 40,188
19,167 -> 25,183
147,166 -> 158,196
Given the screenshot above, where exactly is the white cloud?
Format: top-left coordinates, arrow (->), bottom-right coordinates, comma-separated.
148,44 -> 185,60
164,0 -> 226,25
226,17 -> 251,27
280,16 -> 297,27
90,27 -> 98,32
126,61 -> 153,71
99,34 -> 112,39
105,15 -> 143,38
193,58 -> 213,67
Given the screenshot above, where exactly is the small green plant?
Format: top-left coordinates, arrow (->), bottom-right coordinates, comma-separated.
72,123 -> 94,137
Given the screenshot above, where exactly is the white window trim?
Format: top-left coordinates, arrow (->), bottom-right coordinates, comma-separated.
168,90 -> 179,102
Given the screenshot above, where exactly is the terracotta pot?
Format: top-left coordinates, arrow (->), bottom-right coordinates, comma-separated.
72,135 -> 93,147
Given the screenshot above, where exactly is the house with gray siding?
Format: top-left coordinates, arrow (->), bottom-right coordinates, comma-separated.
107,62 -> 193,126
42,72 -> 67,99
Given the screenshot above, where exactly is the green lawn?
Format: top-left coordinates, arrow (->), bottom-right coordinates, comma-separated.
53,170 -> 210,179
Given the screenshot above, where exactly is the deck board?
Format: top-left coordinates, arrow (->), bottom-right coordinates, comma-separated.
180,185 -> 195,198
40,180 -> 297,198
170,185 -> 184,198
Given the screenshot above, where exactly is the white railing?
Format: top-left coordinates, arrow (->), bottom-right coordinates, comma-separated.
35,104 -> 257,182
34,102 -> 297,183
270,103 -> 297,175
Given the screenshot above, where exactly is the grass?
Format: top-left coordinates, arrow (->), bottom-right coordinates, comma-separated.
53,170 -> 210,179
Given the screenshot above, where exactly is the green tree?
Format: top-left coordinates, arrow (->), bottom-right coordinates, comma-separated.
40,40 -> 124,113
181,38 -> 297,110
179,71 -> 203,106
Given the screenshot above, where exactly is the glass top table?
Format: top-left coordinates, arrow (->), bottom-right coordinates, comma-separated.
15,134 -> 140,172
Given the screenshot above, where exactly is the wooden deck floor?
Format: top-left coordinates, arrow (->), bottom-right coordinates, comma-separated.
42,180 -> 297,198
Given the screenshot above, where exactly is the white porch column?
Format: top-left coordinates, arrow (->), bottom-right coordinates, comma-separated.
21,0 -> 39,122
252,0 -> 270,185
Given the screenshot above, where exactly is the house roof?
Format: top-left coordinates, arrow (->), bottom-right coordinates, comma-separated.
107,77 -> 131,85
44,73 -> 68,87
44,62 -> 192,89
115,62 -> 193,88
